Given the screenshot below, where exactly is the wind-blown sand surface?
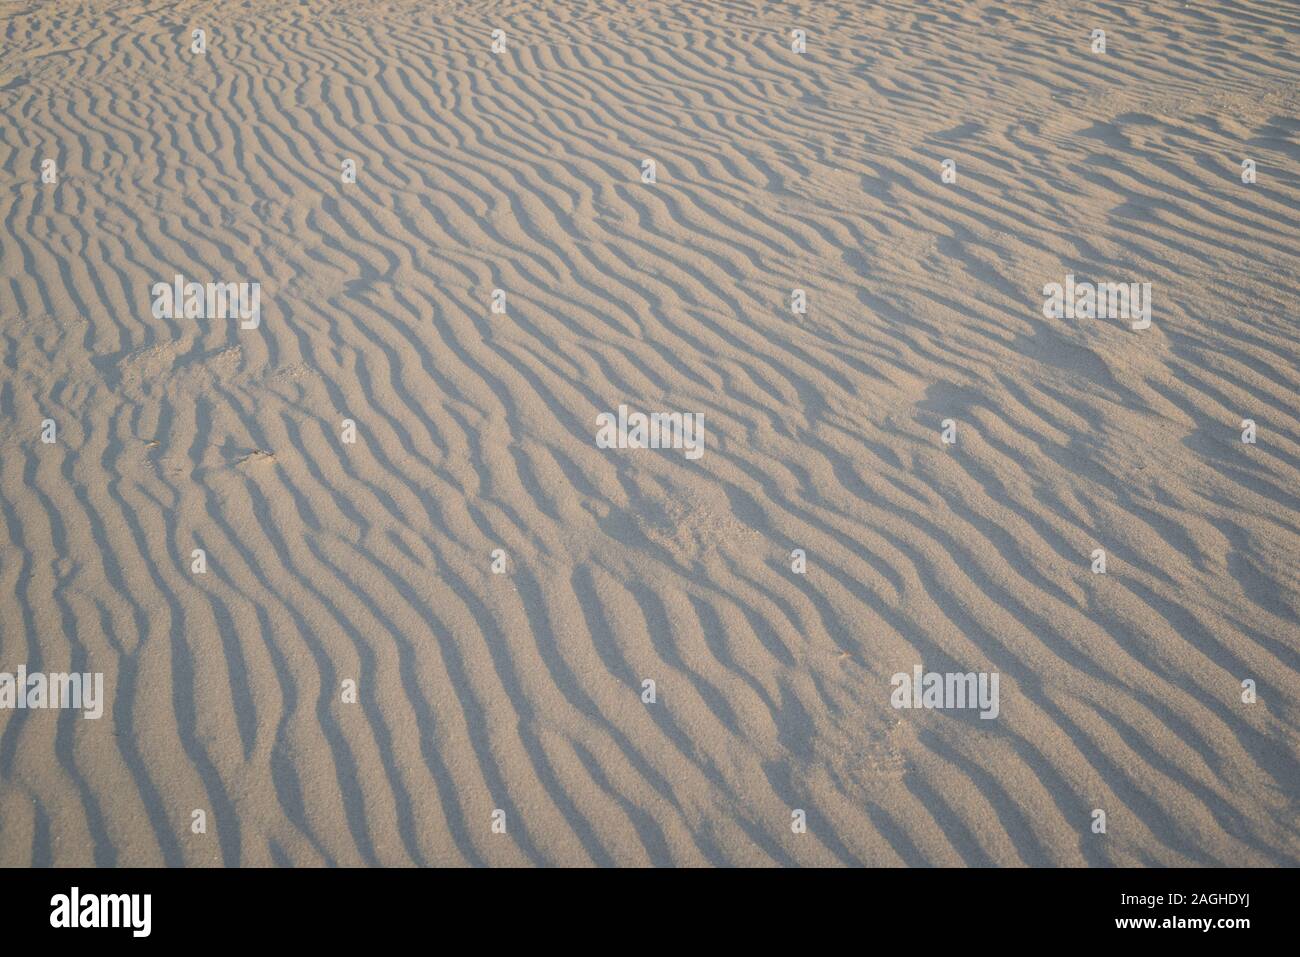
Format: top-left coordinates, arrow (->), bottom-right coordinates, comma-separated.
0,0 -> 1298,866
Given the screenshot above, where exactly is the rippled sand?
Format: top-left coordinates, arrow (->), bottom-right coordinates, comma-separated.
0,0 -> 1297,865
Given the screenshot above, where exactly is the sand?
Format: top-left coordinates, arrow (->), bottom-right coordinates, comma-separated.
0,0 -> 1297,866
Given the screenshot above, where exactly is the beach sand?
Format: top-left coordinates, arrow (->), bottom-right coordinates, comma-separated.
0,0 -> 1297,866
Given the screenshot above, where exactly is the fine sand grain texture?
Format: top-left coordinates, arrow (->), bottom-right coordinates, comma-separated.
0,0 -> 1298,866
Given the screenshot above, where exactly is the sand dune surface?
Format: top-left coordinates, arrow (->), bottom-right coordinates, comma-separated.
0,0 -> 1298,866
